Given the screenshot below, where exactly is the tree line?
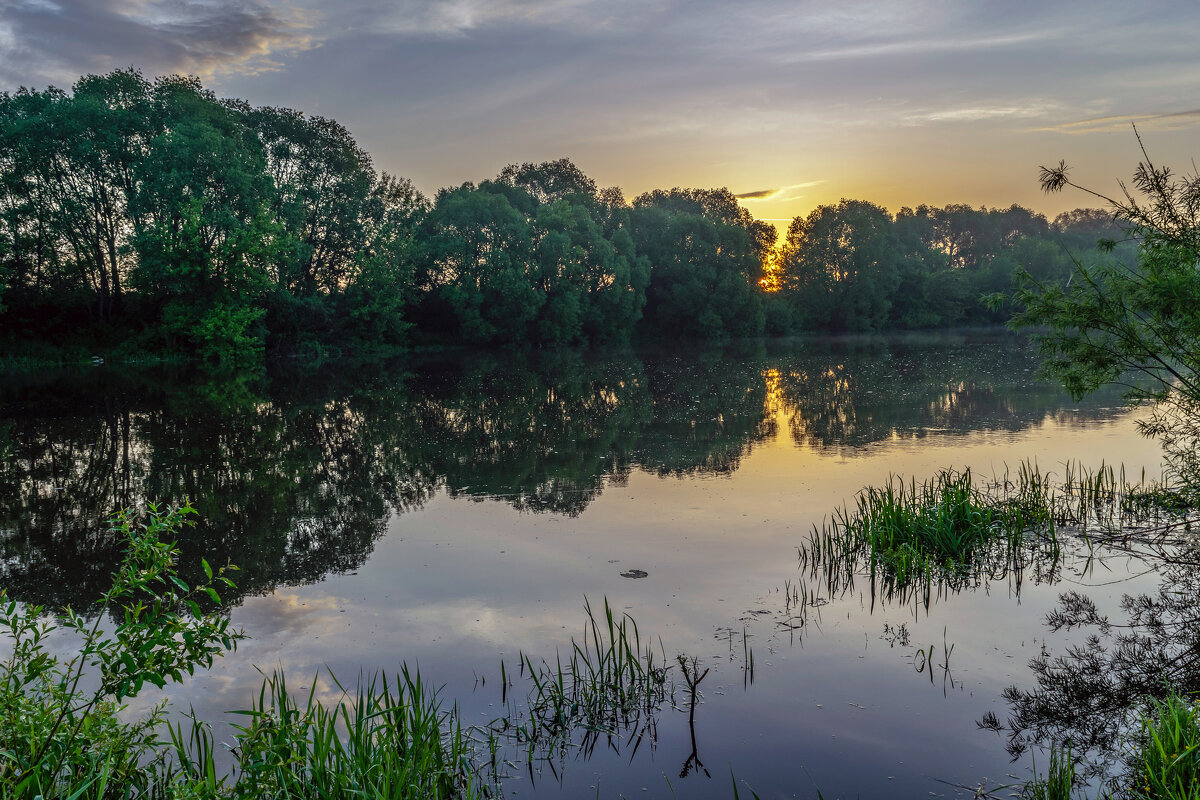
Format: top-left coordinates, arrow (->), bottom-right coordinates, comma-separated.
0,70 -> 1130,363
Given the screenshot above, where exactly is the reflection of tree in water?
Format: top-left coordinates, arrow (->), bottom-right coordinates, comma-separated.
981,541 -> 1200,783
629,344 -> 774,477
402,349 -> 652,516
0,350 -> 774,608
0,364 -> 437,610
773,332 -> 1128,452
0,333 -> 1132,611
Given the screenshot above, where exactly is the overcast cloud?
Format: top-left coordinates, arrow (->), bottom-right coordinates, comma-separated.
4,0 -> 1199,223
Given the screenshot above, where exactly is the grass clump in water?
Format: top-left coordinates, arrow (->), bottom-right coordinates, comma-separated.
1023,746 -> 1079,800
807,467 -> 1045,587
173,668 -> 480,799
503,597 -> 671,761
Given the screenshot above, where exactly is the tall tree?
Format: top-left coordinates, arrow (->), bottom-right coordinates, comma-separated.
631,188 -> 767,340
778,200 -> 900,331
129,76 -> 280,363
0,70 -> 156,324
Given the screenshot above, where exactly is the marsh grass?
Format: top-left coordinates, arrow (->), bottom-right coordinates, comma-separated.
498,597 -> 672,764
802,467 -> 1049,593
800,462 -> 1200,606
1132,690 -> 1200,800
168,668 -> 481,799
1023,746 -> 1078,800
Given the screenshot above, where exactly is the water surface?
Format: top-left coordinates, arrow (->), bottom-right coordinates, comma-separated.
0,331 -> 1170,798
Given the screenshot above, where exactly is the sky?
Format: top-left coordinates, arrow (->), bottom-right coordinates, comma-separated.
3,0 -> 1200,233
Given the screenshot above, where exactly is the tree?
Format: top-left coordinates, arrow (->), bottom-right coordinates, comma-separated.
778,199 -> 900,331
129,76 -> 280,363
630,188 -> 767,340
237,104 -> 378,298
415,162 -> 647,346
0,71 -> 157,325
1014,131 -> 1200,488
415,182 -> 539,343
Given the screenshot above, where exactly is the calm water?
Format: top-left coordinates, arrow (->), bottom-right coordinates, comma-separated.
0,331 -> 1172,798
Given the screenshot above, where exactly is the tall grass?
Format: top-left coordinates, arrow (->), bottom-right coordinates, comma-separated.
501,597 -> 671,762
170,668 -> 481,799
802,467 -> 1050,592
1023,746 -> 1077,800
800,461 -> 1200,609
1132,690 -> 1200,800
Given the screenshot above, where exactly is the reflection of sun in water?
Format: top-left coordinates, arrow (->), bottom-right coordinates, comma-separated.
762,368 -> 798,447
763,368 -> 782,415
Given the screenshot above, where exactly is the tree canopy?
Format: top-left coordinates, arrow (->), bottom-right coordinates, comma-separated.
0,69 -> 1126,363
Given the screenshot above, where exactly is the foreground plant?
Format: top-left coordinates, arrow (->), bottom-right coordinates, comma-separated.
1133,690 -> 1200,800
168,668 -> 480,800
0,502 -> 243,798
1023,746 -> 1079,800
1016,131 -> 1200,500
501,597 -> 671,763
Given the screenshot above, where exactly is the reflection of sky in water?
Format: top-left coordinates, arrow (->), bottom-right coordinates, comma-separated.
0,333 -> 1173,798
140,407 -> 1161,796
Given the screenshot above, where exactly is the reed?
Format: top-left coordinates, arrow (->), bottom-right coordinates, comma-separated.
1132,690 -> 1200,800
801,460 -> 1200,606
1022,746 -> 1077,800
233,668 -> 476,799
502,597 -> 671,760
803,467 -> 1041,590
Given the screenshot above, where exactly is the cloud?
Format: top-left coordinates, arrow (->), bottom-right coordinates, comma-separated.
0,0 -> 315,88
371,0 -> 662,37
1045,109 -> 1200,135
791,28 -> 1062,63
896,100 -> 1064,127
735,189 -> 776,199
736,181 -> 825,202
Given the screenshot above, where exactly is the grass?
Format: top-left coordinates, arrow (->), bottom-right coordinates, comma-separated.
171,668 -> 481,800
499,597 -> 672,763
1023,746 -> 1077,800
802,467 -> 1050,592
1132,690 -> 1200,800
800,461 -> 1200,605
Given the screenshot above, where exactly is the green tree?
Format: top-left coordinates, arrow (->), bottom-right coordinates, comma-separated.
415,183 -> 539,344
0,71 -> 157,327
337,173 -> 428,346
129,77 -> 280,363
1015,136 -> 1200,488
630,188 -> 767,340
778,199 -> 900,331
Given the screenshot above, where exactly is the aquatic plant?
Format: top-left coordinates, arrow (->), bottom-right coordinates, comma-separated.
499,596 -> 672,763
0,502 -> 244,798
172,668 -> 480,800
801,461 -> 1198,615
802,467 -> 1050,592
1022,746 -> 1078,800
1132,690 -> 1200,800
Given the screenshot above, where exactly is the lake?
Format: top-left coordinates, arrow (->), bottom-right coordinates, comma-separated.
0,330 -> 1174,798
